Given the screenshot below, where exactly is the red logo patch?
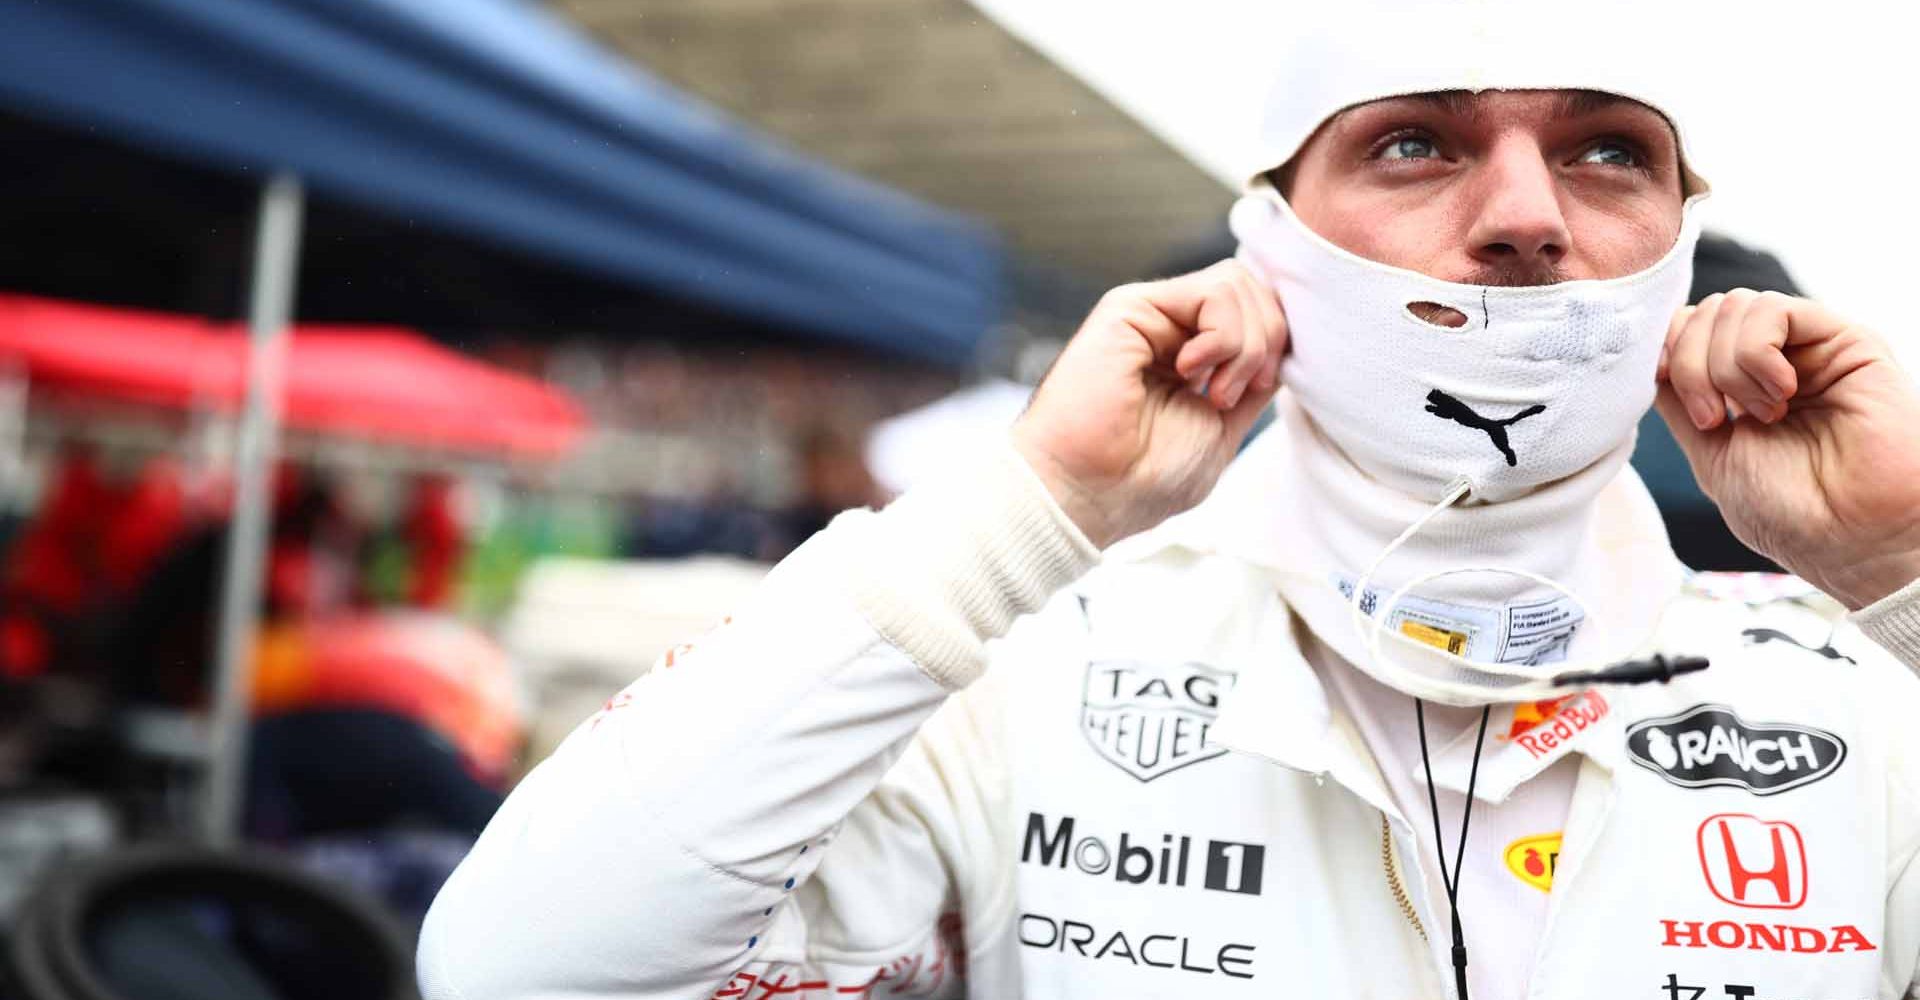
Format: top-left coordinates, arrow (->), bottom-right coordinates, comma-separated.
1503,689 -> 1609,759
1658,813 -> 1875,954
1697,814 -> 1805,909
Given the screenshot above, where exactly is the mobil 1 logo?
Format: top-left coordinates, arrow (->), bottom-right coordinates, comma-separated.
1022,812 -> 1265,895
1625,704 -> 1846,796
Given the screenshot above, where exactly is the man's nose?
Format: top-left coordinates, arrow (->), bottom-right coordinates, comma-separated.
1464,139 -> 1571,271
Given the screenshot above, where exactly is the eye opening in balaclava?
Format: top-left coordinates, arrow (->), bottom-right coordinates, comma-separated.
1258,88 -> 1703,204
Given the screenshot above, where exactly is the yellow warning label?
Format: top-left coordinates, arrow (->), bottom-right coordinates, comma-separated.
1503,832 -> 1562,893
1399,619 -> 1469,655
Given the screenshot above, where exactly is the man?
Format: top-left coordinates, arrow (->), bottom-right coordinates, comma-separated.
419,5 -> 1920,998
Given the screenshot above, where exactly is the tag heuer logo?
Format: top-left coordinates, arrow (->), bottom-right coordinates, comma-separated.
1082,661 -> 1235,782
1624,703 -> 1846,796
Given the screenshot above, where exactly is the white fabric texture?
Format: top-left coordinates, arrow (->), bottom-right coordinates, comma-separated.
848,441 -> 1099,689
1222,163 -> 1703,702
419,463 -> 1920,999
1150,392 -> 1687,706
1851,574 -> 1920,671
1231,183 -> 1706,506
1240,0 -> 1708,194
1317,643 -> 1577,1000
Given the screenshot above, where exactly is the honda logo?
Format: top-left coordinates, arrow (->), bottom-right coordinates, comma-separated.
1696,814 -> 1806,910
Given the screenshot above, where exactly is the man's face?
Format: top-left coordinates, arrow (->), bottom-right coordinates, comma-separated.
1285,89 -> 1686,288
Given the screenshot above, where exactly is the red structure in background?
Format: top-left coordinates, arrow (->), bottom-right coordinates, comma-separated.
0,293 -> 586,458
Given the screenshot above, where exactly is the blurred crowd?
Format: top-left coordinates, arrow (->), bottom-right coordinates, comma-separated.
0,334 -> 953,971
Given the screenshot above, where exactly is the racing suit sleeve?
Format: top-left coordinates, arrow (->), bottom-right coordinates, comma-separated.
1891,829 -> 1920,998
1857,578 -> 1920,996
1852,575 -> 1920,673
416,444 -> 1098,1000
1884,689 -> 1920,999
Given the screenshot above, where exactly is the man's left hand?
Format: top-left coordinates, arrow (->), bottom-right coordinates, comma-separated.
1656,289 -> 1920,609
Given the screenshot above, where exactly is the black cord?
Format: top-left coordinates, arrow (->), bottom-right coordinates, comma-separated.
1416,700 -> 1492,1000
1550,652 -> 1708,687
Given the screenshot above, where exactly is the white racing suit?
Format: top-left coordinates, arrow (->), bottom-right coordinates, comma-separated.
419,431 -> 1920,1000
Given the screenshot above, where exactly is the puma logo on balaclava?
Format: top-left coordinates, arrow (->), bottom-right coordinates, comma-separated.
1423,389 -> 1546,466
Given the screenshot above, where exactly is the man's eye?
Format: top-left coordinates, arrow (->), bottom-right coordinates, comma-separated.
1579,141 -> 1640,167
1379,135 -> 1439,160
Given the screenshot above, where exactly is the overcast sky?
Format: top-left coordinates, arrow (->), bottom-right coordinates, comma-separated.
970,1 -> 1917,367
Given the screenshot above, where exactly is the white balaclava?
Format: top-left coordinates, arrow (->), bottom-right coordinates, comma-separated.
1223,1 -> 1712,706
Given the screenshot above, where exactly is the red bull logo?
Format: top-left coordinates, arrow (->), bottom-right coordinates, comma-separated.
1503,690 -> 1609,759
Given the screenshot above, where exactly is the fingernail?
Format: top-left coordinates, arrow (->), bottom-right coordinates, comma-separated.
1686,396 -> 1716,429
1762,381 -> 1785,403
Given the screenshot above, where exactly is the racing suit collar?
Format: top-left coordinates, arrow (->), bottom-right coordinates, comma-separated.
1103,390 -> 1661,795
1184,602 -> 1632,814
1421,684 -> 1628,801
1196,604 -> 1407,819
1125,391 -> 1686,707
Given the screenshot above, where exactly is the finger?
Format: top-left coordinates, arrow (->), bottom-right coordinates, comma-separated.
1775,293 -> 1853,347
1222,264 -> 1286,428
1209,269 -> 1267,409
1146,261 -> 1247,333
1223,386 -> 1277,443
1652,382 -> 1725,491
1657,305 -> 1695,383
1735,291 -> 1802,417
1244,272 -> 1289,392
1227,266 -> 1282,403
1175,326 -> 1237,382
1090,283 -> 1191,372
1223,364 -> 1280,442
1706,289 -> 1782,422
1770,293 -> 1872,398
1114,264 -> 1245,372
1160,265 -> 1246,381
1668,293 -> 1727,430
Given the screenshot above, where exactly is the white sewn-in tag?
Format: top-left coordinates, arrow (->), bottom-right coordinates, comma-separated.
1333,574 -> 1586,666
1500,597 -> 1586,665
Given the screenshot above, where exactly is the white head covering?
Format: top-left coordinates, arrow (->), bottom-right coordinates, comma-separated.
1215,0 -> 1713,705
1241,0 -> 1709,195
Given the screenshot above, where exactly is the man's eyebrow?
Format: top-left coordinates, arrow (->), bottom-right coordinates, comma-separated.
1351,90 -> 1665,124
1388,91 -> 1479,119
1323,91 -> 1476,136
1551,90 -> 1658,121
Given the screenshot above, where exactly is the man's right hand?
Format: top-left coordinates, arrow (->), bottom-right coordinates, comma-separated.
1011,260 -> 1289,549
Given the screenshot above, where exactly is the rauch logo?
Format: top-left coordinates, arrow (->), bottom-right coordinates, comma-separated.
1624,704 -> 1845,796
1021,812 -> 1265,896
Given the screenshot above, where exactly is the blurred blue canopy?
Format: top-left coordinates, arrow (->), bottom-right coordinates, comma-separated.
0,0 -> 1002,365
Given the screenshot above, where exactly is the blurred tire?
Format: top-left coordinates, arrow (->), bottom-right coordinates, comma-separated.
6,843 -> 417,1000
